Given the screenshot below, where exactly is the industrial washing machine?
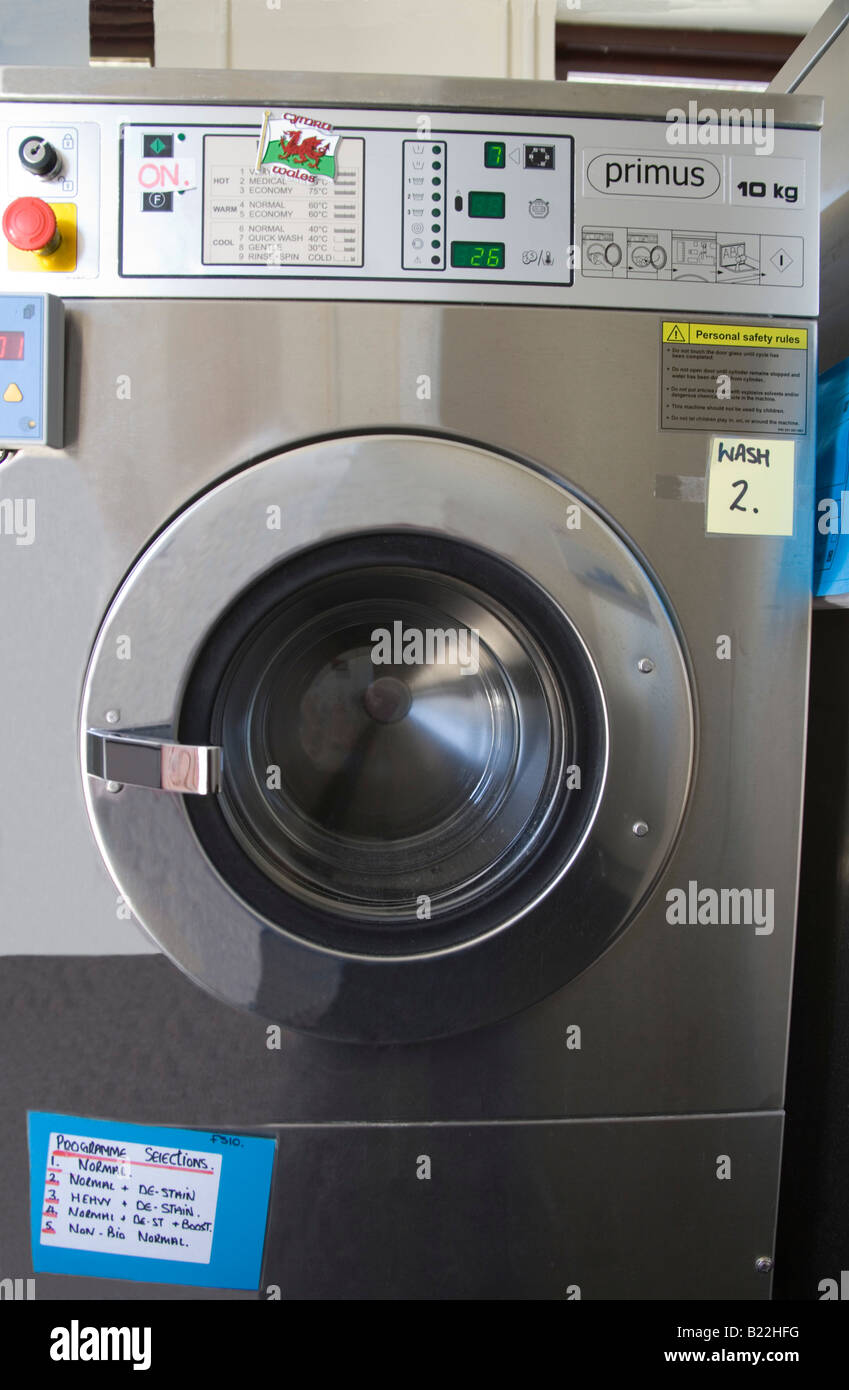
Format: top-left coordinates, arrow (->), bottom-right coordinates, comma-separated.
0,68 -> 820,1299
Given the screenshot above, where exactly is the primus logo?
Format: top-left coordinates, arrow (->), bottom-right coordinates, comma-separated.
371,623 -> 480,675
585,152 -> 720,199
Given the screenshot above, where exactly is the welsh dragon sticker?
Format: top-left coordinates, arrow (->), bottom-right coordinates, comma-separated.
256,109 -> 340,183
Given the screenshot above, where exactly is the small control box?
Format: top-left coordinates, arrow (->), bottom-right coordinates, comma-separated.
0,292 -> 64,448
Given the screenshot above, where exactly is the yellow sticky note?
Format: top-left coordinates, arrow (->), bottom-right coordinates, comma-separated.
705,436 -> 795,536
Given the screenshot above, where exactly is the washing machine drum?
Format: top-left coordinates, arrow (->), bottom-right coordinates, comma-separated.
82,435 -> 693,1042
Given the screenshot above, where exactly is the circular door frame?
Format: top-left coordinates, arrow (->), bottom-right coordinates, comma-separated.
178,529 -> 608,955
80,432 -> 694,1042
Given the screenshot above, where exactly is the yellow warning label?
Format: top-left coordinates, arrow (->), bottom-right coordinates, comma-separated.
663,322 -> 689,343
662,321 -> 807,350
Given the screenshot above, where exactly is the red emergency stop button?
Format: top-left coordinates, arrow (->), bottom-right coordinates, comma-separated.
2,197 -> 61,255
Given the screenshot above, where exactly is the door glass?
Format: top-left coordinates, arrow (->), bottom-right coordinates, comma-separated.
212,567 -> 566,920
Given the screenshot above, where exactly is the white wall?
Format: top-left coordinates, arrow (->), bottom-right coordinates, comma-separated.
154,0 -> 555,79
555,0 -> 828,35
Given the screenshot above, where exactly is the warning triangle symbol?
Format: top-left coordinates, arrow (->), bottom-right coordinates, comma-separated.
664,323 -> 688,343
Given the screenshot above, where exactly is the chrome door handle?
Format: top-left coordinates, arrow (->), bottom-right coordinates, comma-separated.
86,731 -> 222,795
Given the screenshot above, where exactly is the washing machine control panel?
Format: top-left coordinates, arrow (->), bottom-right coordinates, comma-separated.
119,116 -> 575,291
0,93 -> 820,313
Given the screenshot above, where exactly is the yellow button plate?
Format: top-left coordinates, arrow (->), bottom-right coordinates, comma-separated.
7,202 -> 77,273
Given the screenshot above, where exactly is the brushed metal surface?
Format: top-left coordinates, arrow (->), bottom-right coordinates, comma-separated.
771,3 -> 849,202
0,955 -> 782,1299
0,65 -> 825,128
0,298 -> 814,1103
79,432 -> 692,1041
259,1114 -> 782,1300
770,2 -> 849,372
0,953 -> 782,1299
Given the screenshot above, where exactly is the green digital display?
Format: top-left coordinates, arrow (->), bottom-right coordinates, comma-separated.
450,242 -> 505,270
468,190 -> 506,219
484,141 -> 506,168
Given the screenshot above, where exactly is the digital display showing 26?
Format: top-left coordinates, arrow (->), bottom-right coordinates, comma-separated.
450,242 -> 505,270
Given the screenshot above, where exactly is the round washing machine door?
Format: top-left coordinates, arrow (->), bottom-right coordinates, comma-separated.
82,434 -> 693,1042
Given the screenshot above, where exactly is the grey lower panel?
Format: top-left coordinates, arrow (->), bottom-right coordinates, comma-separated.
1,958 -> 781,1300
8,1115 -> 783,1302
260,1115 -> 781,1300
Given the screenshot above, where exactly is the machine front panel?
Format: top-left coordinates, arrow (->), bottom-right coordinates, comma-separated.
0,298 -> 814,1112
0,96 -> 819,314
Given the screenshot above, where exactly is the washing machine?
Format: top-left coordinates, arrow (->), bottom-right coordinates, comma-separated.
0,68 -> 821,1300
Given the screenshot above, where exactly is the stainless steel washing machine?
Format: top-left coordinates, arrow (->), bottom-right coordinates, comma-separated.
0,68 -> 820,1299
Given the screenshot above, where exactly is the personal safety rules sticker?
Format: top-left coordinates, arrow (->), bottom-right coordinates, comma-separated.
660,320 -> 808,435
256,109 -> 340,182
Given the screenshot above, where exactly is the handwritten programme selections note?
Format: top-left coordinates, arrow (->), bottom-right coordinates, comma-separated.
41,1129 -> 223,1263
29,1113 -> 277,1290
